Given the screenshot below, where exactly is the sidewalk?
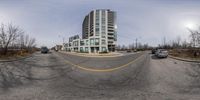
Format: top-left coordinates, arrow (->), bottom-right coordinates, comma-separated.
169,55 -> 200,63
59,51 -> 124,58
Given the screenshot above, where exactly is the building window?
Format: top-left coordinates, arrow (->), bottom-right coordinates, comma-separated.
102,10 -> 105,16
102,39 -> 106,45
96,11 -> 100,25
95,28 -> 99,36
102,26 -> 106,32
96,32 -> 99,36
102,47 -> 106,52
80,47 -> 83,52
86,40 -> 89,45
85,47 -> 88,52
95,11 -> 100,37
95,38 -> 99,45
96,18 -> 99,22
96,23 -> 99,26
95,28 -> 99,32
102,35 -> 106,38
90,38 -> 94,45
73,42 -> 75,46
96,10 -> 100,15
80,41 -> 84,46
90,32 -> 94,36
75,41 -> 78,46
101,11 -> 106,26
108,41 -> 113,44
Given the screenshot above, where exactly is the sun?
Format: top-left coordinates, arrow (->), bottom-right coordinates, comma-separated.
186,23 -> 195,29
184,21 -> 197,30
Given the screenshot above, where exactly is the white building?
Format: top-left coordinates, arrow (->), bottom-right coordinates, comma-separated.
65,9 -> 117,53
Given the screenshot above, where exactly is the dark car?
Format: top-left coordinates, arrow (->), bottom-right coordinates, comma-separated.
41,46 -> 49,53
151,49 -> 157,54
127,49 -> 132,53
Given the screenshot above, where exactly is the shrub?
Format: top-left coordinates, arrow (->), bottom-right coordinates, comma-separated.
99,51 -> 108,54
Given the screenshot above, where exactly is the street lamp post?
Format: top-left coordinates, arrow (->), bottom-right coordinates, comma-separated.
58,35 -> 66,51
134,37 -> 141,51
135,38 -> 138,50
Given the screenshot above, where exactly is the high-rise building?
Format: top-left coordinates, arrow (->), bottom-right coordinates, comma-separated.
65,9 -> 117,53
82,9 -> 117,52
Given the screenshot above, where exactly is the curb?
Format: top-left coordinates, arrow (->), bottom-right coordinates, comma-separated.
0,55 -> 33,62
169,55 -> 200,63
58,51 -> 125,58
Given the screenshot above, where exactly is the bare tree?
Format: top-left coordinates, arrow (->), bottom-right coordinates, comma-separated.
162,36 -> 166,46
188,27 -> 200,48
176,36 -> 181,48
0,23 -> 36,55
181,39 -> 188,49
18,33 -> 36,52
28,37 -> 36,49
19,33 -> 25,50
24,34 -> 29,47
0,23 -> 23,55
116,44 -> 121,51
121,45 -> 126,51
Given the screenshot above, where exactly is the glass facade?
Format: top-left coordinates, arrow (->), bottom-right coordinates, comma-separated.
102,47 -> 106,52
101,10 -> 106,38
90,38 -> 94,45
80,40 -> 84,46
95,10 -> 100,36
85,47 -> 88,52
101,39 -> 106,45
80,47 -> 83,52
95,38 -> 99,45
86,40 -> 89,45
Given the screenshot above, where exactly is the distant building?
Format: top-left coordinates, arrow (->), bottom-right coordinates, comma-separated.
65,9 -> 117,53
55,45 -> 62,51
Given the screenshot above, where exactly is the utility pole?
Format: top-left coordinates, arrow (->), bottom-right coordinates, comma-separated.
58,35 -> 65,44
163,37 -> 166,49
58,35 -> 66,51
62,37 -> 65,44
135,38 -> 138,50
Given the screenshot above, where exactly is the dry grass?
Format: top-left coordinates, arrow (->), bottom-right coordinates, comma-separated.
0,50 -> 33,60
169,49 -> 200,60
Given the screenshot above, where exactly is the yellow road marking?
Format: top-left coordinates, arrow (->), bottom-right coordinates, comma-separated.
65,54 -> 144,72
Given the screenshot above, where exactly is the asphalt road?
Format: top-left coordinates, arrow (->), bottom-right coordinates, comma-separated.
0,51 -> 200,100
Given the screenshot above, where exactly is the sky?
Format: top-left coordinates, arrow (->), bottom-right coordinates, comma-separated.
0,0 -> 200,47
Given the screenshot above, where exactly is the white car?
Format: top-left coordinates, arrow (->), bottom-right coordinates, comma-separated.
155,49 -> 168,58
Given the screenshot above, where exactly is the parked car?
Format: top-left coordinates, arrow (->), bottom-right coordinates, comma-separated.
155,49 -> 168,58
41,46 -> 49,53
127,49 -> 132,53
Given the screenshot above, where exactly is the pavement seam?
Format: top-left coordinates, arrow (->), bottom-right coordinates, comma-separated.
64,54 -> 144,72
